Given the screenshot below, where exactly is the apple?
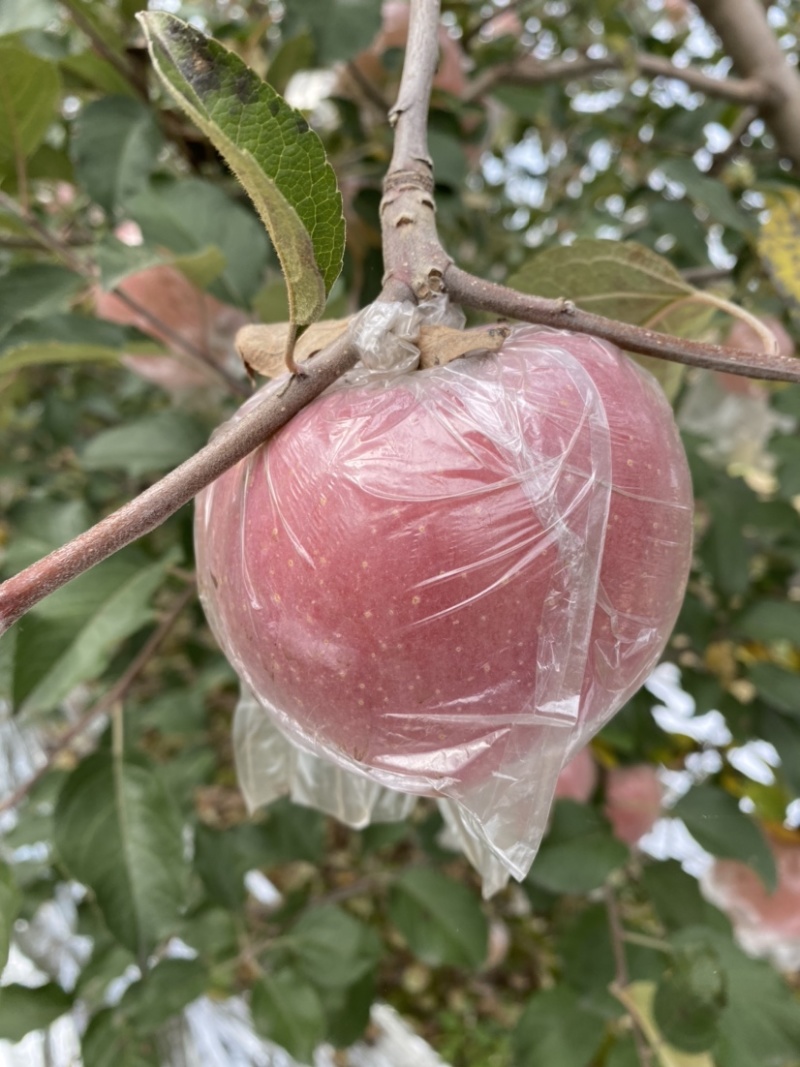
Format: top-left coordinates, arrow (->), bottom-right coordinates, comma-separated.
195,327 -> 693,796
94,265 -> 248,391
700,836 -> 800,973
554,746 -> 598,804
603,764 -> 663,845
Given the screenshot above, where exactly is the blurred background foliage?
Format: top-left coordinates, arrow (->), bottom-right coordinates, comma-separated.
1,1 -> 800,1065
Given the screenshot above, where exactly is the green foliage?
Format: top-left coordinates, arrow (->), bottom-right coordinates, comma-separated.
140,12 -> 344,326
2,1 -> 800,1064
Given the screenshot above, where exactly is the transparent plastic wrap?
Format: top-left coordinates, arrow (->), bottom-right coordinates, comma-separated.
196,322 -> 694,888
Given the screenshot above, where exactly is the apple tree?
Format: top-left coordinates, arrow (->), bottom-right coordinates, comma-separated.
1,1 -> 800,1065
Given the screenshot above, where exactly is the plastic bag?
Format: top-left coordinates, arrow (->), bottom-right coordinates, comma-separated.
196,321 -> 693,890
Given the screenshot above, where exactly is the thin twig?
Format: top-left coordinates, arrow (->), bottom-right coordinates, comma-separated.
0,191 -> 249,398
707,104 -> 760,176
0,584 -> 195,816
465,50 -> 773,106
606,887 -> 654,1067
444,265 -> 800,383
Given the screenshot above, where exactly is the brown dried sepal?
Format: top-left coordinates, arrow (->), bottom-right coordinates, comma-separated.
236,319 -> 513,377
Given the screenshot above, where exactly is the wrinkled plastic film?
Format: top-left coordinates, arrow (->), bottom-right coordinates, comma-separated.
197,326 -> 694,889
350,297 -> 466,377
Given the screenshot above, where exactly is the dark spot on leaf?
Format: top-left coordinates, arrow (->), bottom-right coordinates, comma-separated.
177,39 -> 222,95
295,117 -> 309,135
268,99 -> 280,117
234,73 -> 257,104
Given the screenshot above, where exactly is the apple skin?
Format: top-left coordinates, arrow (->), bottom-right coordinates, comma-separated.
195,327 -> 693,795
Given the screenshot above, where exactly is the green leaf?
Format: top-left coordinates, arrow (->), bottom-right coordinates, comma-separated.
15,554 -> 174,714
528,800 -> 629,894
289,905 -> 381,989
0,983 -> 72,1042
0,265 -> 84,335
735,601 -> 800,646
673,927 -> 800,1067
0,342 -> 125,375
749,662 -> 800,719
512,986 -> 607,1067
138,13 -> 344,328
0,862 -> 21,972
654,942 -> 727,1054
71,95 -> 164,215
0,42 -> 61,168
128,179 -> 270,308
54,752 -> 187,958
660,159 -> 753,235
508,238 -> 693,326
81,1008 -> 157,1067
81,412 -> 209,477
117,958 -> 207,1032
251,969 -> 327,1063
672,786 -> 776,892
642,860 -> 730,934
282,0 -> 383,64
388,868 -> 488,968
0,312 -> 157,367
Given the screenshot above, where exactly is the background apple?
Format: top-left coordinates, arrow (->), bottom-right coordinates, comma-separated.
94,265 -> 248,391
196,327 -> 693,796
603,764 -> 664,845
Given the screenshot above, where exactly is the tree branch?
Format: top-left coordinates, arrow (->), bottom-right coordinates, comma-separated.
0,0 -> 447,636
380,0 -> 451,301
466,50 -> 774,107
0,332 -> 359,636
444,265 -> 800,383
693,0 -> 800,170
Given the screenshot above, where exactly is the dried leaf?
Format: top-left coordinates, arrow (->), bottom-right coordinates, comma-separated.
237,320 -> 512,378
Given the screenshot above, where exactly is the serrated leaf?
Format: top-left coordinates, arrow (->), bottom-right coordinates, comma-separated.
251,969 -> 326,1063
389,868 -> 488,968
81,412 -> 209,477
138,13 -> 344,329
54,752 -> 187,958
512,986 -> 607,1067
15,554 -> 174,715
0,862 -> 21,972
0,42 -> 61,167
288,905 -> 381,990
672,786 -> 776,891
71,95 -> 164,215
758,187 -> 800,314
0,983 -> 72,1042
509,239 -> 693,325
654,943 -> 727,1054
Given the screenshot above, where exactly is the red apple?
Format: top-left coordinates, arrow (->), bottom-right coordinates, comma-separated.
554,746 -> 598,804
604,764 -> 663,845
195,327 -> 693,796
700,836 -> 800,972
94,265 -> 248,391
